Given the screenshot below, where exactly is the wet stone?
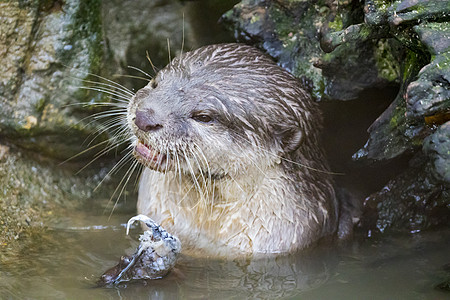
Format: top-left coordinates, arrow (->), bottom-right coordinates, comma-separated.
359,160 -> 450,234
352,94 -> 412,162
436,280 -> 450,292
406,52 -> 450,120
0,147 -> 121,262
222,0 -> 388,100
414,22 -> 450,56
423,121 -> 450,183
353,49 -> 428,162
0,0 -> 112,161
389,0 -> 450,26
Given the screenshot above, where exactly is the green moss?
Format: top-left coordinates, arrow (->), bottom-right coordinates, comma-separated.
284,0 -> 309,3
402,49 -> 428,82
16,0 -> 39,8
35,97 -> 46,113
373,0 -> 393,12
313,76 -> 326,100
388,48 -> 427,135
250,14 -> 260,24
270,6 -> 297,37
321,52 -> 334,63
374,39 -> 400,82
359,24 -> 372,39
58,0 -> 104,75
389,104 -> 405,128
424,22 -> 450,31
436,53 -> 450,70
328,16 -> 343,31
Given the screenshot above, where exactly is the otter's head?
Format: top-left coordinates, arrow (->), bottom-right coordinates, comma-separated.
127,43 -> 317,179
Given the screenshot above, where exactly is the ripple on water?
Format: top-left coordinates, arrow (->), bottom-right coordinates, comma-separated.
1,212 -> 449,299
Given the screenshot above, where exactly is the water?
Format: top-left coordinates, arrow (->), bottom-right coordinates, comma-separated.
0,204 -> 448,299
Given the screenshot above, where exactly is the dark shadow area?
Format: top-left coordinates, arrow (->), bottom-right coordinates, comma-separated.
321,87 -> 411,198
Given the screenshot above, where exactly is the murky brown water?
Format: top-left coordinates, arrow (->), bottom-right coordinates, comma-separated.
1,201 -> 449,299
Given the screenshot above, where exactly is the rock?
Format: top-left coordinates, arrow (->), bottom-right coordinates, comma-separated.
0,0 -> 112,161
222,0 -> 396,100
0,0 -> 116,259
357,46 -> 450,162
102,0 -> 196,89
405,22 -> 450,121
406,52 -> 450,120
0,0 -> 197,161
389,0 -> 450,26
0,146 -> 120,262
365,0 -> 450,27
360,157 -> 450,234
423,121 -> 450,183
352,93 -> 411,161
342,0 -> 450,162
414,22 -> 450,56
352,50 -> 427,162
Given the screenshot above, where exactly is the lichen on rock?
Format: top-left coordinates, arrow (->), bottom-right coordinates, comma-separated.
0,0 -> 113,161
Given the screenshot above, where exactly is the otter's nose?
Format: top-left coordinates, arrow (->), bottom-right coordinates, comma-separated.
134,108 -> 163,132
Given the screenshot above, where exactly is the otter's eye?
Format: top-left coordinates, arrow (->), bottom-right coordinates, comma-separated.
192,114 -> 213,123
151,80 -> 158,89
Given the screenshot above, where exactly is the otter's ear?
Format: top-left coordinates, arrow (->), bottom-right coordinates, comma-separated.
281,128 -> 303,152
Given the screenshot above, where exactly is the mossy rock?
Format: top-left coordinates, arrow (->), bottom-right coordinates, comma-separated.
0,144 -> 127,262
222,0 -> 397,100
0,0 -> 115,161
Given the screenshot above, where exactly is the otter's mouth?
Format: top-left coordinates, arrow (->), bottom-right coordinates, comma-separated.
134,140 -> 167,171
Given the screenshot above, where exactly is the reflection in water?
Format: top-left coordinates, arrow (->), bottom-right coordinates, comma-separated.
95,239 -> 339,299
173,246 -> 337,299
1,211 -> 449,299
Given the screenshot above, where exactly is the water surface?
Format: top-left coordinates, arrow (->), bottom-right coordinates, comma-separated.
1,206 -> 448,299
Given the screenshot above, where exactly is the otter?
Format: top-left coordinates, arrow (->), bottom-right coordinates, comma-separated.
127,43 -> 339,257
